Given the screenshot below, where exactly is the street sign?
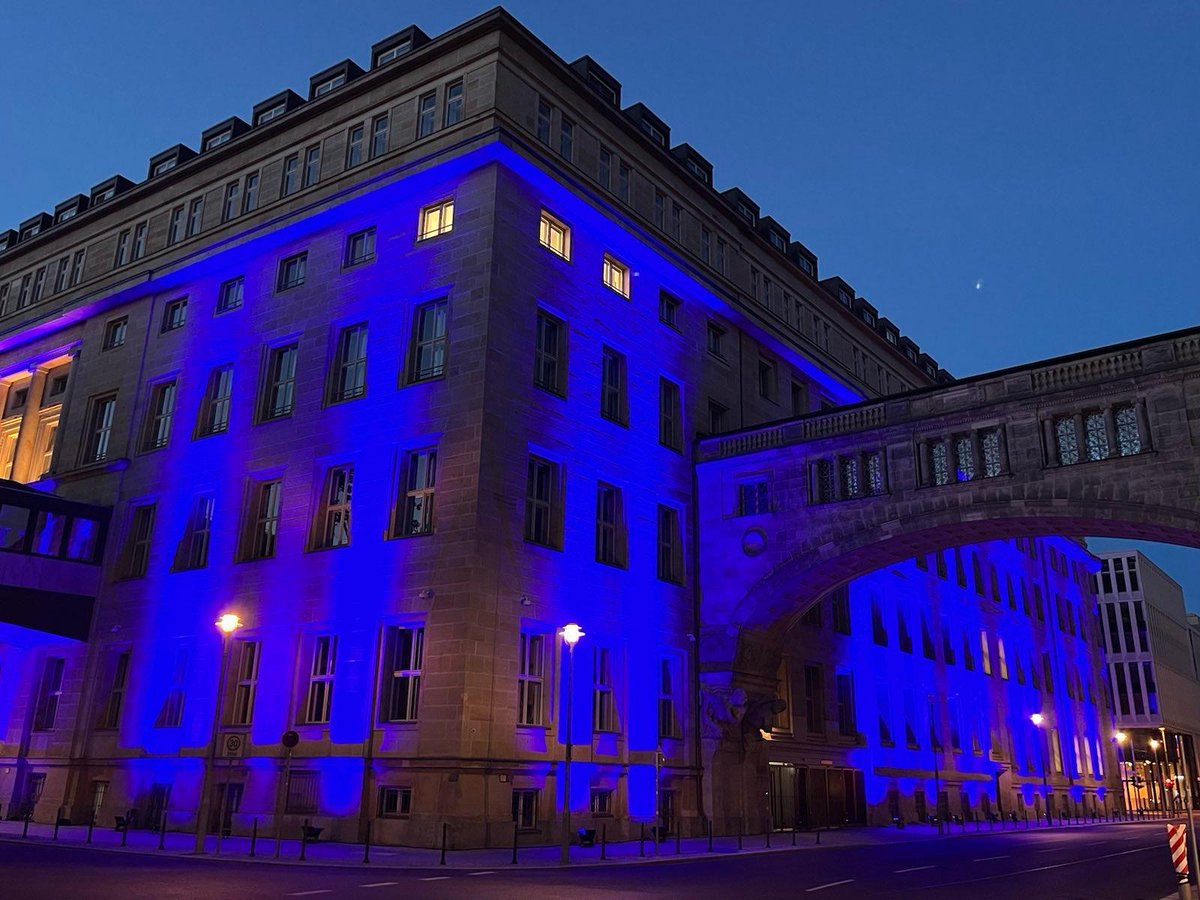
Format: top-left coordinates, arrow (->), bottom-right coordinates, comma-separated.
281,730 -> 300,749
218,732 -> 248,758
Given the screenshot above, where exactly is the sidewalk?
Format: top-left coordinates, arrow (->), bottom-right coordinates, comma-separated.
0,813 -> 1168,871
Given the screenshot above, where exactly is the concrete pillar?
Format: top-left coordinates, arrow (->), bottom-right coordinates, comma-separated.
11,367 -> 49,484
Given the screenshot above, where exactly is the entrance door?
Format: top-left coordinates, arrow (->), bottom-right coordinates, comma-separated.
208,782 -> 243,835
768,764 -> 799,829
146,784 -> 171,830
90,781 -> 109,823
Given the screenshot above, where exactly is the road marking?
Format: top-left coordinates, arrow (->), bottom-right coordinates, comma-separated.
973,855 -> 1009,861
806,879 -> 855,892
921,844 -> 1159,890
288,893 -> 332,897
467,871 -> 495,876
1034,848 -> 1061,853
420,876 -> 451,881
360,884 -> 398,889
895,865 -> 936,873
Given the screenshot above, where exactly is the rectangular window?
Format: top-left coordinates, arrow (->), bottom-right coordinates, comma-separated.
738,479 -> 770,516
1115,405 -> 1142,455
656,504 -> 683,583
244,479 -> 282,560
836,673 -> 855,737
197,366 -> 233,436
174,494 -> 214,570
315,465 -> 354,548
524,455 -> 560,547
276,253 -> 307,291
831,587 -> 851,635
378,786 -> 412,818
329,323 -> 368,402
286,771 -> 318,815
618,163 -> 631,205
346,124 -> 364,168
659,377 -> 682,450
242,172 -> 260,213
54,256 -> 70,293
408,299 -> 449,382
533,310 -> 565,395
370,114 -> 389,158
281,154 -> 299,197
659,292 -> 680,329
121,503 -> 156,578
33,657 -> 65,731
757,358 -> 776,401
395,448 -> 437,536
222,181 -> 241,222
302,144 -> 321,188
538,210 -> 570,260
595,483 -> 625,566
536,98 -> 552,144
598,147 -> 612,189
804,664 -> 826,735
417,92 -> 436,138
517,632 -> 545,726
229,640 -> 261,726
600,346 -> 627,424
602,254 -> 630,297
716,237 -> 727,275
139,379 -> 175,451
186,197 -> 204,237
167,205 -> 184,245
1055,417 -> 1080,465
654,190 -> 666,230
161,297 -> 187,332
444,80 -> 464,126
418,199 -> 454,240
671,202 -> 682,242
114,230 -> 130,267
303,636 -> 337,724
99,650 -> 131,730
103,317 -> 127,350
512,789 -> 539,830
706,322 -> 725,359
559,116 -> 574,160
380,626 -> 424,722
345,228 -> 376,266
217,276 -> 244,314
260,343 -> 299,420
659,659 -> 679,738
590,788 -> 613,816
700,226 -> 712,265
708,400 -> 727,433
83,394 -> 117,462
593,646 -> 616,732
71,249 -> 86,285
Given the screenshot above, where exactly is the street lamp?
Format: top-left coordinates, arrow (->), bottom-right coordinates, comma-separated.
1030,713 -> 1051,825
1115,731 -> 1132,817
194,612 -> 242,853
559,623 -> 584,865
1160,727 -> 1178,815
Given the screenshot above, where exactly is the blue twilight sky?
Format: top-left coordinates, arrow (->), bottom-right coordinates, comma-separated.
1,1 -> 1197,602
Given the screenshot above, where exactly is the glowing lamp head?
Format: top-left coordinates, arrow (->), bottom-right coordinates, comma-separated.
215,613 -> 242,635
559,622 -> 585,648
1115,731 -> 1128,744
1030,713 -> 1045,727
1150,739 -> 1160,750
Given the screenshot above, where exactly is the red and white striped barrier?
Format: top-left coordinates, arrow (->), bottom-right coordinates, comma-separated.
1168,823 -> 1189,877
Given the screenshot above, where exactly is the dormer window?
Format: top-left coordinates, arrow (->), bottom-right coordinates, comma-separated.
685,159 -> 710,184
375,39 -> 412,67
768,232 -> 786,252
885,330 -> 898,344
19,224 -> 40,241
859,310 -> 876,327
56,208 -> 77,223
905,348 -> 916,361
587,73 -> 617,105
640,120 -> 666,147
797,256 -> 814,276
205,130 -> 232,151
313,74 -> 345,97
92,187 -> 115,205
923,363 -> 936,377
0,235 -> 10,252
837,289 -> 852,307
256,103 -> 287,125
736,203 -> 754,223
152,158 -> 177,177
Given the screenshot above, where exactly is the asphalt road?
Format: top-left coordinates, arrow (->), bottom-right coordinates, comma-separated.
0,821 -> 1183,899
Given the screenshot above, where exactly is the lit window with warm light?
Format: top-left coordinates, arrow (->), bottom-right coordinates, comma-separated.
538,211 -> 570,260
418,199 -> 454,241
602,254 -> 629,298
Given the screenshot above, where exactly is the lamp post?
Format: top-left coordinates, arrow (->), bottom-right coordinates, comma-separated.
1160,727 -> 1178,815
194,613 -> 242,853
559,623 -> 584,865
1031,713 -> 1051,825
1115,732 -> 1132,816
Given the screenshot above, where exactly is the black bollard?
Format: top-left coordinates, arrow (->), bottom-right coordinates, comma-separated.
22,809 -> 30,838
737,817 -> 743,851
121,819 -> 128,847
158,812 -> 167,850
87,810 -> 95,845
675,819 -> 681,855
512,822 -> 519,865
300,820 -> 308,862
815,827 -> 821,845
251,818 -> 259,858
361,819 -> 368,864
600,823 -> 606,861
54,807 -> 62,841
707,817 -> 714,853
439,822 -> 447,866
640,822 -> 646,857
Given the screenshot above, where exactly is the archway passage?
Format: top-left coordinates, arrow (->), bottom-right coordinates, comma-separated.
698,324 -> 1200,638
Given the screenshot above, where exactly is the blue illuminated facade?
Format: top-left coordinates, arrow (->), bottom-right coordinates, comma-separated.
0,9 -> 1119,848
